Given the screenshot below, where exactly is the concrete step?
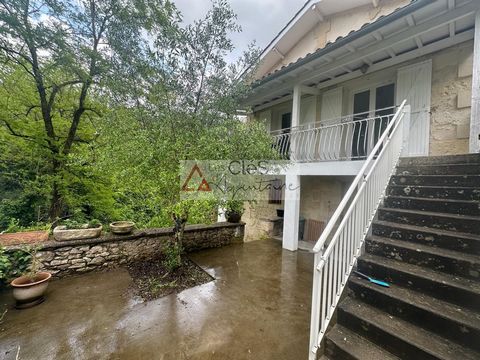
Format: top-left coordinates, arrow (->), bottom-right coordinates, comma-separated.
383,196 -> 480,216
325,324 -> 399,360
396,164 -> 480,176
357,253 -> 480,310
338,297 -> 480,360
348,276 -> 480,352
365,235 -> 480,280
377,207 -> 480,235
371,220 -> 480,254
387,185 -> 480,200
399,154 -> 480,166
390,175 -> 480,187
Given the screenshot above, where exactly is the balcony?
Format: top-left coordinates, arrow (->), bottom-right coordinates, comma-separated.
270,107 -> 397,163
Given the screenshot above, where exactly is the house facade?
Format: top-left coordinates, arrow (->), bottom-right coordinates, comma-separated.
242,0 -> 480,252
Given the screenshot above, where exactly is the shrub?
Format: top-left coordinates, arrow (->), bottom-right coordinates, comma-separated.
1,218 -> 50,234
224,199 -> 244,214
0,246 -> 32,285
61,218 -> 102,230
163,242 -> 182,273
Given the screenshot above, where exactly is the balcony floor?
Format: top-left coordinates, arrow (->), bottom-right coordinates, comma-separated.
0,239 -> 313,360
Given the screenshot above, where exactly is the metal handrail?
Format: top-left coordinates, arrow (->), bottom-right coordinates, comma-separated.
271,111 -> 396,162
308,101 -> 409,359
269,105 -> 398,135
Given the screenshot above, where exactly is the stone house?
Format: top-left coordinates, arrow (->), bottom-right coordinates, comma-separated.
241,0 -> 479,251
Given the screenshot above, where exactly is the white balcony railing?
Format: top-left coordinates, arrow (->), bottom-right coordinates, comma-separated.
308,101 -> 409,359
271,107 -> 398,162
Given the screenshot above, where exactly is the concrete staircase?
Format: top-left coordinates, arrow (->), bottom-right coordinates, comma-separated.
322,154 -> 480,360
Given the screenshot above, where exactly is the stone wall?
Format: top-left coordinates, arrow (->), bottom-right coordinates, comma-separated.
9,223 -> 244,278
243,200 -> 282,242
242,176 -> 353,242
430,40 -> 473,155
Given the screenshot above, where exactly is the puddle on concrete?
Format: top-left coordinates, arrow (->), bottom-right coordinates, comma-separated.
0,240 -> 313,360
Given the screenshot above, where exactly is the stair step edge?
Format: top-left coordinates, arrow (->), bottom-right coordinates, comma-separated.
339,297 -> 480,360
388,184 -> 480,190
379,207 -> 480,221
372,220 -> 480,241
386,195 -> 480,204
326,324 -> 400,360
358,253 -> 480,295
349,276 -> 480,332
366,235 -> 480,264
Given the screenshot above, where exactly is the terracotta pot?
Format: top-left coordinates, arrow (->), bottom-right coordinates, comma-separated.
53,225 -> 102,241
226,211 -> 242,223
110,221 -> 135,234
11,272 -> 52,309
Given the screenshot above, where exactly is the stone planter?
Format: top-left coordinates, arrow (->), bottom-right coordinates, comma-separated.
53,225 -> 102,241
110,221 -> 135,235
11,272 -> 52,309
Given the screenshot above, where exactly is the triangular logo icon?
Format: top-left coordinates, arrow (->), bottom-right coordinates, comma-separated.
181,164 -> 211,192
198,178 -> 211,192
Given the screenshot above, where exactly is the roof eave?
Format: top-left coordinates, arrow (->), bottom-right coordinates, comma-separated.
252,0 -> 435,90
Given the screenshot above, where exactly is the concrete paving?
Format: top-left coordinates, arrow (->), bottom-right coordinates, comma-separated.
0,239 -> 313,360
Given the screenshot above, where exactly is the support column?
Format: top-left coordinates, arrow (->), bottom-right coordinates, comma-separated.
282,173 -> 301,251
470,10 -> 480,153
282,85 -> 302,251
291,85 -> 301,160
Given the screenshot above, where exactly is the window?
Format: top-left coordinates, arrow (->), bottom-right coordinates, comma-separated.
268,178 -> 283,204
351,83 -> 395,159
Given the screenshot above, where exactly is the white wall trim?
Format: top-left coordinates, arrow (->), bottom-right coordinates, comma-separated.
470,10 -> 480,153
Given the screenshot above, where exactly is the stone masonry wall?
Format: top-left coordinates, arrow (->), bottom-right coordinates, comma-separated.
8,223 -> 244,278
430,40 -> 473,155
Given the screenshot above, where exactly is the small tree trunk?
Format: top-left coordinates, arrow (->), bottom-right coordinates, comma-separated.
49,159 -> 63,221
49,182 -> 62,221
172,215 -> 187,265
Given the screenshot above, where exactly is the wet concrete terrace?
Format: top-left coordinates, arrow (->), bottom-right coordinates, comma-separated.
0,239 -> 313,360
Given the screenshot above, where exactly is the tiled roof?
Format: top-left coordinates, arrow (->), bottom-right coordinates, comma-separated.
253,1 -> 417,87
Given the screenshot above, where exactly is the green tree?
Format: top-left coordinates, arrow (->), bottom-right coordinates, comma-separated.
0,0 -> 178,221
96,0 -> 276,267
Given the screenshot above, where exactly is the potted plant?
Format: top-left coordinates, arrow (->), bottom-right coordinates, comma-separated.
53,219 -> 102,241
224,199 -> 244,223
9,247 -> 52,309
109,221 -> 135,234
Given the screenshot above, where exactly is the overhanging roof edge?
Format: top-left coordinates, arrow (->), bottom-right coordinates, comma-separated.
252,0 -> 435,90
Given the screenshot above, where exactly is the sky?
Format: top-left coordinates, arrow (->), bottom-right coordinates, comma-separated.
174,0 -> 306,62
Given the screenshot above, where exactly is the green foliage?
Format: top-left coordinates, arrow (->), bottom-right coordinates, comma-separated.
0,0 -> 277,239
148,278 -> 177,295
61,218 -> 102,230
0,247 -> 32,284
3,218 -> 20,234
163,242 -> 182,273
1,218 -> 50,234
224,199 -> 244,215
